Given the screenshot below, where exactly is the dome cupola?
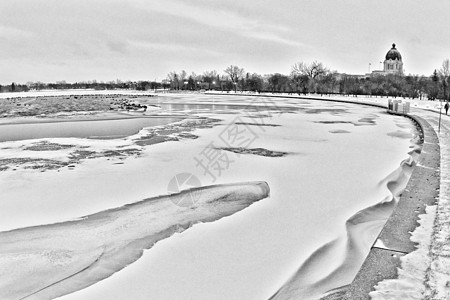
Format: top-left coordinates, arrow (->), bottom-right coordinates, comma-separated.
385,43 -> 402,61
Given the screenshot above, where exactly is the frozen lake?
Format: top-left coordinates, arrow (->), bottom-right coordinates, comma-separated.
0,94 -> 418,299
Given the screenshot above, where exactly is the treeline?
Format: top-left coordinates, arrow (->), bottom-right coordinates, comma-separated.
165,61 -> 450,100
0,80 -> 166,93
2,59 -> 450,101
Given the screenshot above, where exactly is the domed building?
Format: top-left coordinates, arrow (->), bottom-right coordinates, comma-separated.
383,43 -> 403,75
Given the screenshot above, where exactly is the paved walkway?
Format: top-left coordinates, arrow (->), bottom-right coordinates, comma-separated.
404,108 -> 450,298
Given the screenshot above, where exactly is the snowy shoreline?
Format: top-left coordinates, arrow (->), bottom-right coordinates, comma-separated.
362,112 -> 448,299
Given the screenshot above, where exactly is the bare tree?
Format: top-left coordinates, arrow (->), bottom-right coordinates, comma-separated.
203,70 -> 218,79
291,62 -> 308,77
439,59 -> 450,101
167,71 -> 179,90
224,65 -> 245,91
179,70 -> 187,89
291,61 -> 329,94
291,61 -> 329,79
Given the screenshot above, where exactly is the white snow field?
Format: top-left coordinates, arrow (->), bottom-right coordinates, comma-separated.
0,93 -> 418,299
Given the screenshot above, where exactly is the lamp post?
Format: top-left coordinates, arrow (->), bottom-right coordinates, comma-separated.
369,63 -> 371,73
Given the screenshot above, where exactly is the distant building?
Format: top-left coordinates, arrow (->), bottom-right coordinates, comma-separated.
383,43 -> 403,75
368,43 -> 404,76
341,43 -> 405,79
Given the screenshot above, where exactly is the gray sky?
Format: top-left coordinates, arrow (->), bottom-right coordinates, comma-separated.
1,0 -> 449,84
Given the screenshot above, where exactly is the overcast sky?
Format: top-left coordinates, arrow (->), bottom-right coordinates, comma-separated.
1,0 -> 449,84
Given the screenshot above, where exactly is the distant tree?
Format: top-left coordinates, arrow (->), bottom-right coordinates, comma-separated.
402,75 -> 421,98
189,72 -> 202,90
179,70 -> 187,89
290,72 -> 309,94
187,75 -> 195,90
224,65 -> 245,92
268,73 -> 290,92
217,74 -> 226,91
291,61 -> 329,79
318,71 -> 339,94
431,69 -> 439,100
416,76 -> 429,99
246,73 -> 263,92
291,61 -> 329,94
179,70 -> 187,81
136,81 -> 151,91
203,70 -> 218,89
11,82 -> 15,92
291,62 -> 308,77
167,71 -> 179,90
439,59 -> 450,101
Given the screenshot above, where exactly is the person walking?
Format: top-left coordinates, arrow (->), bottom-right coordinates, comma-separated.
445,101 -> 449,115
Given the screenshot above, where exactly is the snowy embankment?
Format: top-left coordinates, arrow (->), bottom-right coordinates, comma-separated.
369,110 -> 450,299
0,93 -> 419,299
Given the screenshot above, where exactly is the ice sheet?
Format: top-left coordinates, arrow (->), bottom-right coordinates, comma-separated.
0,94 -> 417,299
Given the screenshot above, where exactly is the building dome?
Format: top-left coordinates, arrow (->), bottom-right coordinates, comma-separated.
385,43 -> 402,61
